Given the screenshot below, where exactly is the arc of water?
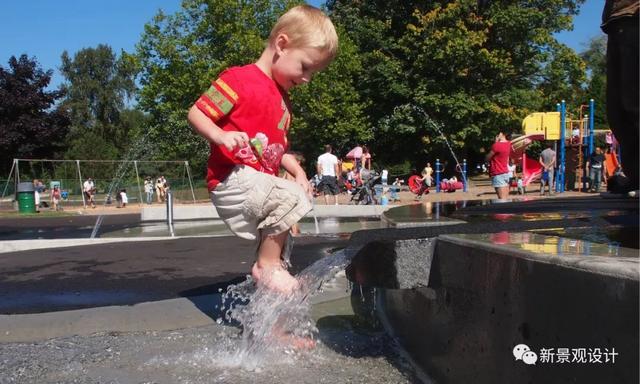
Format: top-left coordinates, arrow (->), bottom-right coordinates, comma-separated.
412,105 -> 467,186
90,132 -> 154,239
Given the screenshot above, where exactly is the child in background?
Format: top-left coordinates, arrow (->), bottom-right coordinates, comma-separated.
120,189 -> 128,208
50,186 -> 62,211
188,5 -> 338,294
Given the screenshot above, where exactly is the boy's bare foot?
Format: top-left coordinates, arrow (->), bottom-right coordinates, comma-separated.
251,262 -> 300,295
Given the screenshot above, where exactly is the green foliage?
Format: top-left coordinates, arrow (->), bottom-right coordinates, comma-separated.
135,0 -> 296,172
135,0 -> 371,174
131,0 -> 590,174
0,55 -> 70,175
579,35 -> 607,129
60,44 -> 138,159
288,29 -> 371,164
327,0 -> 586,167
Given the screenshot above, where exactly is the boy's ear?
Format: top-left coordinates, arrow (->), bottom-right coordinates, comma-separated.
274,33 -> 290,55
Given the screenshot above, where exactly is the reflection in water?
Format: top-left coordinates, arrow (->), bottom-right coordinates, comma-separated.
478,232 -> 635,257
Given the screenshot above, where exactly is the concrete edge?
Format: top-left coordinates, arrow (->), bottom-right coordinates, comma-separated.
437,234 -> 640,281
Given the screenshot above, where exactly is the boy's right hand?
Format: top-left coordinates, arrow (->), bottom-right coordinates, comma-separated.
216,131 -> 249,151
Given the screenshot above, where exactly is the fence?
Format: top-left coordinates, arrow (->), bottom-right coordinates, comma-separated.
1,159 -> 200,208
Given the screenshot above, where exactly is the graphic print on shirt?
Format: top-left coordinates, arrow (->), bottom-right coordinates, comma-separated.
235,132 -> 285,174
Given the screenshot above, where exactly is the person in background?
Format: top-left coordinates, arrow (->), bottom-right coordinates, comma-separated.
587,147 -> 605,193
120,189 -> 128,208
421,162 -> 433,187
83,177 -> 96,208
485,131 -> 511,200
539,142 -> 556,196
155,176 -> 166,203
381,169 -> 388,185
352,143 -> 363,170
50,185 -> 62,211
362,145 -> 372,170
144,177 -> 154,205
316,144 -> 340,205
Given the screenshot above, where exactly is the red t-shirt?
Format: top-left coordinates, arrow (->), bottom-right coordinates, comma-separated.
490,140 -> 511,176
195,64 -> 292,190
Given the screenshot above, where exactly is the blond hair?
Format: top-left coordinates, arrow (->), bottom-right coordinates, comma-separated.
269,5 -> 338,59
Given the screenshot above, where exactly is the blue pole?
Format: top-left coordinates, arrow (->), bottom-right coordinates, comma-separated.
558,100 -> 566,193
462,159 -> 467,192
435,158 -> 441,193
588,99 -> 595,157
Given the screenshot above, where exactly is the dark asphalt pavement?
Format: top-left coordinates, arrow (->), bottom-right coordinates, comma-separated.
0,230 -> 347,314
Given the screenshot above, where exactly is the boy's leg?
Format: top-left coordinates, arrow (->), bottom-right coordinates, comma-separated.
213,166 -> 311,293
252,231 -> 299,294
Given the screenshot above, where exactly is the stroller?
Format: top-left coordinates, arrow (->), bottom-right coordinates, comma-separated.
350,170 -> 380,205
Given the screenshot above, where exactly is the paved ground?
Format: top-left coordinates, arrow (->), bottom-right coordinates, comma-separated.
0,234 -> 347,314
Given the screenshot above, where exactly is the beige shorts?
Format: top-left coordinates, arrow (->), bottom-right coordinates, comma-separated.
211,165 -> 311,241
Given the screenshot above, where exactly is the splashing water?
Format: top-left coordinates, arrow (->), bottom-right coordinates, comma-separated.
214,249 -> 351,371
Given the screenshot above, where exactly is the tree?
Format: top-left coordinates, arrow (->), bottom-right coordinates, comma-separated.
579,35 -> 607,129
135,0 -> 370,174
0,55 -> 70,175
327,0 -> 586,169
60,44 -> 138,159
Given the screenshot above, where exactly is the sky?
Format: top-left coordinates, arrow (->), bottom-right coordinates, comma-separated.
0,0 -> 604,91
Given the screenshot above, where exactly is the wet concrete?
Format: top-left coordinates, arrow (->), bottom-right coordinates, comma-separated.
0,296 -> 423,384
0,235 -> 347,314
0,214 -> 141,240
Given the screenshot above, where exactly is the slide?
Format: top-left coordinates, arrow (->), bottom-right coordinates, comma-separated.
604,152 -> 619,178
521,153 -> 542,186
510,133 -> 544,163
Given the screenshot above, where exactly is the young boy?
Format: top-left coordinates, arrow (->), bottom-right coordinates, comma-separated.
188,5 -> 338,294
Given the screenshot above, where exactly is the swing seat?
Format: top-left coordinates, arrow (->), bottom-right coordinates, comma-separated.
439,181 -> 463,192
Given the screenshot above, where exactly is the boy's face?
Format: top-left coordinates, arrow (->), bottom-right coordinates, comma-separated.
272,34 -> 332,91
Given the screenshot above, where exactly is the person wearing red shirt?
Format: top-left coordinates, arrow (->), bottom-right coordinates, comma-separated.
486,131 -> 512,199
187,5 -> 338,296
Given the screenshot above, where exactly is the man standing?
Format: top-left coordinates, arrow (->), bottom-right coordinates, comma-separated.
317,144 -> 340,205
587,147 -> 605,193
83,177 -> 96,208
539,143 -> 556,196
144,176 -> 154,205
485,131 -> 511,200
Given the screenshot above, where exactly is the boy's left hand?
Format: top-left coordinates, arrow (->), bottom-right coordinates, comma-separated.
295,173 -> 312,198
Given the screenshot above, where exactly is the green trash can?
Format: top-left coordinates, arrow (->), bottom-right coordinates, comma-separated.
17,182 -> 37,214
